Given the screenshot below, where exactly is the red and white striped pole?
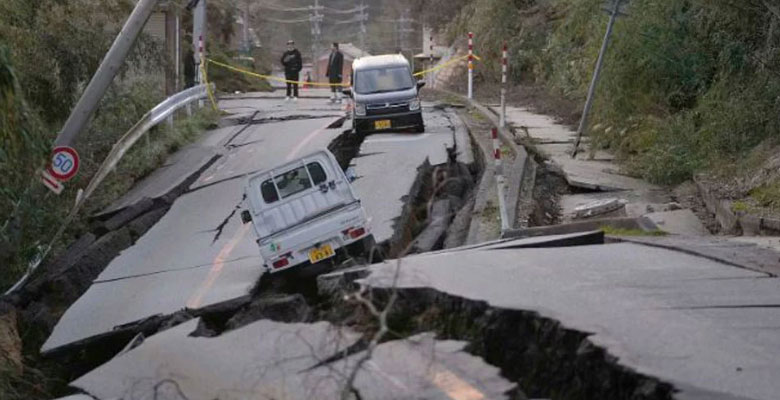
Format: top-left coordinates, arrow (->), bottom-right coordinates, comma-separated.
429,35 -> 435,86
492,127 -> 510,232
468,32 -> 474,99
492,127 -> 502,171
198,35 -> 205,108
197,35 -> 204,84
500,42 -> 508,128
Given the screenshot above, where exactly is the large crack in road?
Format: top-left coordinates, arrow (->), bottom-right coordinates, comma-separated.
3,98 -> 702,400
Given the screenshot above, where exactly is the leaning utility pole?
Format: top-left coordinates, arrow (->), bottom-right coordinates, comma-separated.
571,0 -> 623,158
398,9 -> 415,63
55,0 -> 160,147
358,1 -> 368,57
192,0 -> 207,84
310,0 -> 324,80
242,0 -> 250,55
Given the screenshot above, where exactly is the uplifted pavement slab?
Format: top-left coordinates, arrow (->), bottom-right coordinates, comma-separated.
299,332 -> 516,400
560,190 -> 674,221
99,145 -> 219,216
71,321 -> 515,400
42,255 -> 260,353
496,105 -> 657,192
728,236 -> 780,253
358,241 -> 780,400
71,319 -> 360,400
352,108 -> 459,244
646,209 -> 709,236
614,235 -> 780,276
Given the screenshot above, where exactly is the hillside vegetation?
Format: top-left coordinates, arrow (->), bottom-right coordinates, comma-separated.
0,0 -> 231,292
423,0 -> 780,198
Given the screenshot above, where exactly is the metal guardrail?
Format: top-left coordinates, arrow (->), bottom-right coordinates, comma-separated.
4,84 -> 213,296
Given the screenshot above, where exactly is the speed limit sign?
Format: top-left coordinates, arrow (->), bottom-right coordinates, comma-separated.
47,146 -> 80,182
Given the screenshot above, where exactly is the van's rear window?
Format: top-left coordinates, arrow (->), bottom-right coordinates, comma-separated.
261,162 -> 328,204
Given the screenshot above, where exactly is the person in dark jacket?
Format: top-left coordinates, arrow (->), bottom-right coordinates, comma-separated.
325,42 -> 344,103
281,40 -> 303,101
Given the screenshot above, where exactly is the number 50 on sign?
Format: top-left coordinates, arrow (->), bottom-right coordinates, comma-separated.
48,146 -> 80,182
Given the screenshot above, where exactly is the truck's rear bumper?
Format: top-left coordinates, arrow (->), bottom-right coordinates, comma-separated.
258,203 -> 370,273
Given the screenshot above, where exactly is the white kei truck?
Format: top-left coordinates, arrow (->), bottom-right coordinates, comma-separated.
240,149 -> 374,274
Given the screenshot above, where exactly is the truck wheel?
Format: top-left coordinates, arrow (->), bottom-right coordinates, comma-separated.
361,235 -> 382,262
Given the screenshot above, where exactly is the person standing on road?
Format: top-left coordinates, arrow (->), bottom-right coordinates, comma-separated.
281,40 -> 302,101
326,42 -> 344,104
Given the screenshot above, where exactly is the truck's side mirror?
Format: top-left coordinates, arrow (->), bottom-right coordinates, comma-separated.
342,88 -> 353,98
416,81 -> 426,90
240,210 -> 252,224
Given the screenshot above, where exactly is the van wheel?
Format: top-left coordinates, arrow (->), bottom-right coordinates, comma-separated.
414,124 -> 425,133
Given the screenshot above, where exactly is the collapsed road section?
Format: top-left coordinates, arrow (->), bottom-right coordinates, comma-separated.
51,229 -> 780,400
3,96 -> 489,399
316,232 -> 780,400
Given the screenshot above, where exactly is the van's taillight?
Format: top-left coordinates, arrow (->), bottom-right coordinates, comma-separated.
272,256 -> 290,269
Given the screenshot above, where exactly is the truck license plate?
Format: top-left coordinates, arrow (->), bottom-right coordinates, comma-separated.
309,244 -> 335,264
374,120 -> 391,130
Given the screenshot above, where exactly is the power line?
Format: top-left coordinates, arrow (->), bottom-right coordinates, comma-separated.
258,16 -> 311,24
255,4 -> 313,12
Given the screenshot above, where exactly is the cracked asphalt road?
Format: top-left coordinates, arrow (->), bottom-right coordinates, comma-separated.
43,96 -> 351,353
42,93 -> 465,356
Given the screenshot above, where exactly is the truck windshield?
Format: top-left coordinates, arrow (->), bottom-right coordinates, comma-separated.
261,162 -> 327,204
354,66 -> 414,94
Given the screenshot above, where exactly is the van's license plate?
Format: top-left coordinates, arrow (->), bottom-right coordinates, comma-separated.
374,120 -> 391,130
309,244 -> 335,264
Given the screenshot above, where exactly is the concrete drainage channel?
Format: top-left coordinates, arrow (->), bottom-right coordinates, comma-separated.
3,110 -> 677,399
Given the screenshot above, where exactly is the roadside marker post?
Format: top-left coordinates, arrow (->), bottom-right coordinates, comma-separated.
500,42 -> 508,128
492,128 -> 510,232
41,170 -> 64,195
468,32 -> 474,99
492,127 -> 502,171
198,35 -> 205,108
429,35 -> 435,87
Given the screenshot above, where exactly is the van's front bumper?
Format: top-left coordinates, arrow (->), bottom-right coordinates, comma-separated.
354,110 -> 423,133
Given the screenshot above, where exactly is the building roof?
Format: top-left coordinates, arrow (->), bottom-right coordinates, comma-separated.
352,54 -> 410,71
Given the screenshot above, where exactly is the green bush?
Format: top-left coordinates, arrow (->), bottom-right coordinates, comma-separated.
206,50 -> 272,93
0,0 -> 223,292
439,0 -> 780,185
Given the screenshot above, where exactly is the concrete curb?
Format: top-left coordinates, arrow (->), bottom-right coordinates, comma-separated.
503,216 -> 659,239
695,177 -> 780,236
461,104 -> 500,245
436,89 -> 530,237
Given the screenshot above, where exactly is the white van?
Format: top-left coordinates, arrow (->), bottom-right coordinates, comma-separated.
240,150 -> 374,274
